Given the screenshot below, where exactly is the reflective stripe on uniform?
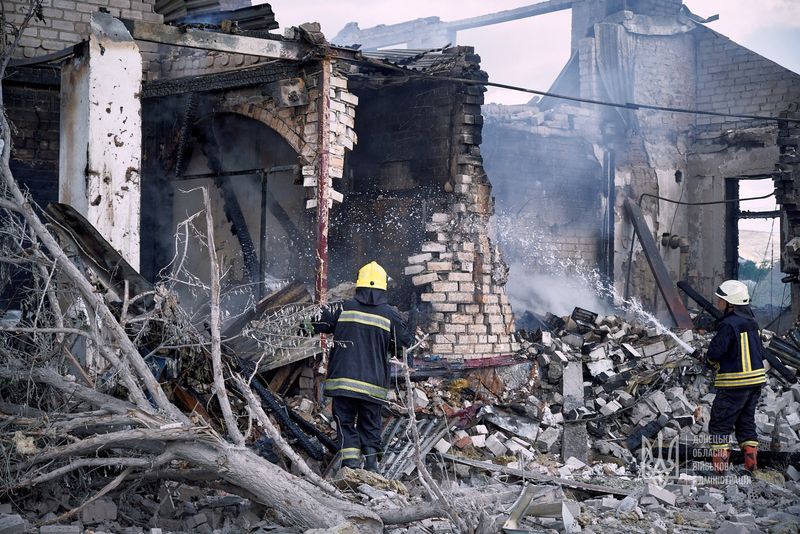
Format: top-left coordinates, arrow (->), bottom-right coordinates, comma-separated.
714,373 -> 766,388
715,369 -> 766,379
739,440 -> 758,448
710,443 -> 731,450
324,377 -> 389,400
338,310 -> 391,332
341,447 -> 362,460
740,332 -> 752,372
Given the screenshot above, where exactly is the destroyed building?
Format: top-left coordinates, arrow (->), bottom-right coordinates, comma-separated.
4,0 -> 519,364
334,0 -> 800,333
2,2 -> 800,533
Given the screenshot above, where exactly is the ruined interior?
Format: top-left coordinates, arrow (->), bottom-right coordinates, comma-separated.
2,0 -> 800,532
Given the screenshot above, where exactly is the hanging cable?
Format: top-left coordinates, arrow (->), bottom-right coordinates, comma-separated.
624,191 -> 776,301
345,59 -> 800,124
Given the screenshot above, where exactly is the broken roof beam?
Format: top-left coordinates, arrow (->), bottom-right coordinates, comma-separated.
121,18 -> 306,60
332,0 -> 572,49
624,198 -> 694,329
445,0 -> 573,31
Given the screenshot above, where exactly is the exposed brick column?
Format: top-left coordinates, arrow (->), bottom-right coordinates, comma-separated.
406,82 -> 519,361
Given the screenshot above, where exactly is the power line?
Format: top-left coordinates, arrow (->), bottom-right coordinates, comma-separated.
350,58 -> 800,124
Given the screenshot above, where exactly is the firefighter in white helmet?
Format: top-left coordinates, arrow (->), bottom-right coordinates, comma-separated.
704,280 -> 765,474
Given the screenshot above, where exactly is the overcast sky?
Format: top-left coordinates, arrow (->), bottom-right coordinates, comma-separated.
264,0 -> 798,243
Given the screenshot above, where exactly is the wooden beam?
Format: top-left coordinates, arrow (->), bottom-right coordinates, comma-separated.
121,18 -> 306,60
439,454 -> 632,496
446,0 -> 573,31
624,199 -> 694,329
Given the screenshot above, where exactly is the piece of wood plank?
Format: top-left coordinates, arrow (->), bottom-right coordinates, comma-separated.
121,18 -> 305,60
268,362 -> 298,393
439,453 -> 631,496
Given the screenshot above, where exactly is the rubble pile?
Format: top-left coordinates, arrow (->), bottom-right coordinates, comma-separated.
367,307 -> 800,532
0,485 -> 292,534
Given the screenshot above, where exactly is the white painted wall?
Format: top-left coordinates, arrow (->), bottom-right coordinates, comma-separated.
59,12 -> 142,270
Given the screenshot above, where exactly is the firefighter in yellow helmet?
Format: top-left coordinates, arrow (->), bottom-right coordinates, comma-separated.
309,261 -> 412,472
704,280 -> 765,474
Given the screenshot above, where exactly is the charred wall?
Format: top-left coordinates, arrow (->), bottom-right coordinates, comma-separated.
4,71 -> 61,208
687,27 -> 800,299
481,115 -> 604,316
4,0 -> 162,66
331,79 -> 455,305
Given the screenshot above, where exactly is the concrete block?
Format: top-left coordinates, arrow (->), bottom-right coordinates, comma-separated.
186,512 -> 208,529
535,426 -> 560,452
39,526 -> 81,534
587,359 -> 614,376
786,411 -> 800,431
714,522 -> 750,534
474,424 -> 488,434
298,398 -> 314,413
81,498 -> 117,524
541,331 -> 552,347
615,390 -> 635,407
600,400 -> 622,416
411,273 -> 438,286
640,341 -> 667,358
562,333 -> 584,349
407,253 -> 433,264
600,496 -> 619,511
0,515 -> 25,534
644,483 -> 676,506
485,434 -> 508,456
404,264 -> 425,275
787,465 -> 800,481
412,388 -> 429,409
646,390 -> 672,414
565,456 -> 586,470
470,434 -> 486,448
433,438 -> 452,454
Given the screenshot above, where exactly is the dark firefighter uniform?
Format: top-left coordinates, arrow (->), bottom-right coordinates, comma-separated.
311,261 -> 412,471
704,284 -> 766,473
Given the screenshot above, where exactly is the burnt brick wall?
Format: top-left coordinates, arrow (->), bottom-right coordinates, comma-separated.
695,27 -> 800,132
5,80 -> 60,207
4,0 -> 162,65
331,78 -> 456,304
481,124 -> 603,267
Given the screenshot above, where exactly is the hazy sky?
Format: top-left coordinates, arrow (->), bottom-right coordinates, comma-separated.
264,0 -> 798,245
266,0 -> 800,105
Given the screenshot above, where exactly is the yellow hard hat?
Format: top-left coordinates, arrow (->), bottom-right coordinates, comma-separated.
356,261 -> 387,290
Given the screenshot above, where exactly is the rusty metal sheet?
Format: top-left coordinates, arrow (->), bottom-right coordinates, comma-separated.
624,199 -> 694,329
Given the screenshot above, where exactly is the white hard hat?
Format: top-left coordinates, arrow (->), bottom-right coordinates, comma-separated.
714,280 -> 750,306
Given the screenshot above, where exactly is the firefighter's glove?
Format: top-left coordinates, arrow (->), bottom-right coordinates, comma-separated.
298,317 -> 315,337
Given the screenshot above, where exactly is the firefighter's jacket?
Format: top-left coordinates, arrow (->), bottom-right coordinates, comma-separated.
311,287 -> 413,403
705,308 -> 766,389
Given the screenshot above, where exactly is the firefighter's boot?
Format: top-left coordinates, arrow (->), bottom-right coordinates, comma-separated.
743,445 -> 758,472
363,447 -> 380,473
712,448 -> 730,474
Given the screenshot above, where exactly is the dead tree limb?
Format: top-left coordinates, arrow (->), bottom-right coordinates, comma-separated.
44,467 -> 133,525
401,347 -> 466,532
201,186 -> 245,446
233,373 -> 338,496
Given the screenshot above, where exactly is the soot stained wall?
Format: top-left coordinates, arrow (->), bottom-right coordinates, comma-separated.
330,80 -> 455,307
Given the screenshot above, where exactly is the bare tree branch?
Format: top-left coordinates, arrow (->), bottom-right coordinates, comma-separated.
201,186 -> 244,445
